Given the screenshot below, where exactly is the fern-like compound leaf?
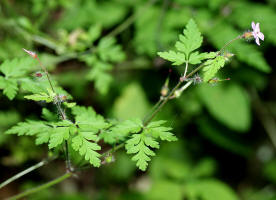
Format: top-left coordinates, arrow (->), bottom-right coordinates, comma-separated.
125,120 -> 177,171
100,118 -> 143,144
202,56 -> 226,82
72,131 -> 101,167
158,19 -> 211,66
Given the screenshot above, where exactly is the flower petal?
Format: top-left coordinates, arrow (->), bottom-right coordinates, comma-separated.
258,32 -> 264,41
255,23 -> 260,32
251,21 -> 256,30
255,37 -> 260,46
252,31 -> 257,39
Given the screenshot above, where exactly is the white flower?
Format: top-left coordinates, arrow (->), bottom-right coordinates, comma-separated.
251,22 -> 264,46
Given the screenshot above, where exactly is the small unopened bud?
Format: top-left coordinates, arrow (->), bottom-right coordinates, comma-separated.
23,48 -> 37,59
223,52 -> 235,61
161,75 -> 170,97
59,94 -> 67,102
101,154 -> 115,165
161,85 -> 169,97
242,31 -> 253,40
54,94 -> 67,104
34,72 -> 43,77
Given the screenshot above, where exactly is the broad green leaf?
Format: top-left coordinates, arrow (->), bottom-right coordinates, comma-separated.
146,180 -> 182,200
197,83 -> 251,131
113,83 -> 150,120
184,179 -> 239,200
197,118 -> 253,156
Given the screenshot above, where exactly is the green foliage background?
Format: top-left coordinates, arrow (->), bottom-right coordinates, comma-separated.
0,0 -> 276,199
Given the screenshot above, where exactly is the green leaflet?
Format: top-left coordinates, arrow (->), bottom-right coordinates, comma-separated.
2,79 -> 18,100
5,120 -> 54,145
125,133 -> 157,171
0,57 -> 35,78
71,106 -> 109,167
80,37 -> 125,95
175,19 -> 203,56
24,92 -> 53,103
125,120 -> 177,171
0,57 -> 35,99
100,118 -> 143,144
72,131 -> 101,167
202,56 -> 226,82
158,19 -> 211,66
48,127 -> 70,149
72,106 -> 109,131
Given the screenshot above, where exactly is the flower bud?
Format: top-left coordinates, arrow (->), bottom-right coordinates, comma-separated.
242,31 -> 253,39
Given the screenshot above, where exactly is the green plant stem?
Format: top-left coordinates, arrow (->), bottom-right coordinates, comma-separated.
143,81 -> 182,126
106,0 -> 158,38
143,34 -> 243,126
7,172 -> 72,200
216,35 -> 242,56
183,61 -> 189,78
0,157 -> 55,190
35,55 -> 72,172
143,98 -> 163,123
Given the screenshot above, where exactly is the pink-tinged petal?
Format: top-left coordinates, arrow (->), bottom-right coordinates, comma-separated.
251,21 -> 256,30
258,32 -> 264,41
22,48 -> 37,58
255,23 -> 260,32
252,31 -> 257,39
255,37 -> 260,46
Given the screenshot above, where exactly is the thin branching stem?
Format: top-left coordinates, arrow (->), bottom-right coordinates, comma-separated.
36,57 -> 56,94
216,35 -> 242,56
7,172 -> 72,200
142,98 -> 163,123
35,55 -> 72,171
183,61 -> 189,78
0,157 -> 56,190
143,35 -> 243,126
